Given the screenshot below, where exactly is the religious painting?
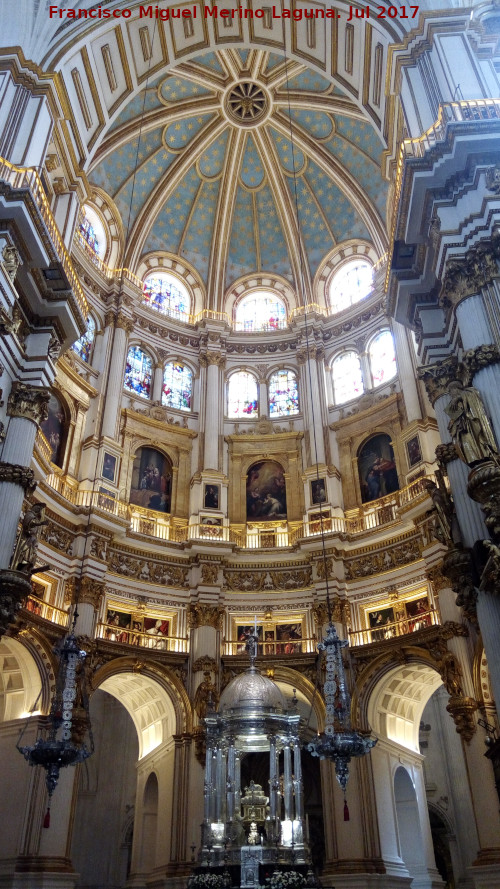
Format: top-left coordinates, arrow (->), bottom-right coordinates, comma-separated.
309,511 -> 332,534
102,452 -> 117,482
405,597 -> 430,631
200,515 -> 223,538
246,460 -> 287,521
368,606 -> 395,640
275,623 -> 302,654
40,392 -> 66,467
143,617 -> 169,648
130,447 -> 172,513
105,609 -> 132,643
236,625 -> 263,653
406,435 -> 422,468
204,484 -> 220,510
98,486 -> 116,511
358,434 -> 399,503
264,629 -> 275,654
311,478 -> 327,505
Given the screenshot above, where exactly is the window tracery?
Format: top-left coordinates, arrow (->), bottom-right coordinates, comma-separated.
331,351 -> 364,404
162,362 -> 193,411
328,259 -> 373,315
268,369 -> 299,416
124,346 -> 153,399
235,292 -> 286,332
142,273 -> 190,321
227,371 -> 259,418
369,329 -> 397,388
72,315 -> 96,363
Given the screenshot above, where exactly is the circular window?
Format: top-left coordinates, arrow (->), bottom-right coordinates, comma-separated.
223,82 -> 270,127
328,259 -> 373,315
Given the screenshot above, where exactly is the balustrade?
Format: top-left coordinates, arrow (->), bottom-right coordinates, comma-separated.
23,595 -> 69,626
348,607 -> 440,647
97,622 -> 188,652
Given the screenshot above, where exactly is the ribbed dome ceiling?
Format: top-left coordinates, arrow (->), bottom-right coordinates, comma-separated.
89,49 -> 388,294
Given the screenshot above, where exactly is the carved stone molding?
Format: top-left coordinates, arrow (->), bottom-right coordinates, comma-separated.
7,382 -> 50,425
193,656 -> 218,673
0,461 -> 36,492
441,242 -> 499,307
116,313 -> 134,334
463,343 -> 500,377
200,351 -> 226,369
201,563 -> 219,585
344,535 -> 422,581
426,564 -> 449,593
187,603 -> 224,630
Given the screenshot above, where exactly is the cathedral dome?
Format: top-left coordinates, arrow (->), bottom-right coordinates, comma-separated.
219,666 -> 286,714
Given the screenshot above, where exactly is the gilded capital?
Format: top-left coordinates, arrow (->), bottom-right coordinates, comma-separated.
206,351 -> 225,368
187,602 -> 224,630
440,242 -> 499,308
66,576 -> 106,609
7,382 -> 50,426
417,357 -> 459,406
116,313 -> 134,334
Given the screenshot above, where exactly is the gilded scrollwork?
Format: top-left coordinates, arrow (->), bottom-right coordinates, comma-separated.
108,550 -> 189,587
344,535 -> 421,581
201,563 -> 219,585
41,519 -> 75,554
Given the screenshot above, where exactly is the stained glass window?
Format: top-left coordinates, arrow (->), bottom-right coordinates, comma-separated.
124,346 -> 152,399
72,315 -> 96,363
369,330 -> 397,388
235,292 -> 287,332
142,274 -> 190,321
269,369 -> 299,416
332,351 -> 364,404
162,362 -> 193,412
227,371 -> 259,418
329,259 -> 373,314
79,214 -> 100,254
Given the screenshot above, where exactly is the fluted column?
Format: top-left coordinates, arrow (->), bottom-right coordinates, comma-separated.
101,313 -> 133,440
0,383 -> 50,567
283,742 -> 293,822
201,352 -> 224,472
298,346 -> 326,466
392,319 -> 422,421
152,362 -> 163,403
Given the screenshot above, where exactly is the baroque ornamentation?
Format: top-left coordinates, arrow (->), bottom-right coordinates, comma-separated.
485,164 -> 500,194
187,603 -> 224,630
108,550 -> 189,587
467,460 -> 500,541
0,461 -> 36,492
2,244 -> 22,280
193,656 -> 218,673
201,563 -> 219,585
435,443 -> 458,468
424,470 -> 462,547
0,569 -> 33,635
41,519 -> 75,554
344,535 -> 422,581
65,577 -> 106,609
446,695 -> 478,743
463,343 -> 500,377
417,357 -> 460,406
7,382 -> 50,425
445,380 -> 498,466
10,503 -> 48,574
442,547 -> 477,621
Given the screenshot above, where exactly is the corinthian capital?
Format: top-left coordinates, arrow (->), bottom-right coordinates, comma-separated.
417,356 -> 459,406
7,382 -> 50,425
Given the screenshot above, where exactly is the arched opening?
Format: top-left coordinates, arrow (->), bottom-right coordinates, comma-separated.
140,772 -> 159,873
0,636 -> 43,722
394,766 -> 427,884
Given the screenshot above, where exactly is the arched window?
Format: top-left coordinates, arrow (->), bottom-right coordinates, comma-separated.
142,273 -> 190,321
124,346 -> 152,399
331,351 -> 364,404
369,329 -> 397,388
268,369 -> 299,416
328,259 -> 373,315
72,315 -> 96,363
78,206 -> 106,259
162,362 -> 192,412
227,371 -> 259,418
235,292 -> 287,332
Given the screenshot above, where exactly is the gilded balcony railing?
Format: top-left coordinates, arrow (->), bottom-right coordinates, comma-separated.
24,595 -> 69,627
348,607 -> 439,647
97,622 -> 188,652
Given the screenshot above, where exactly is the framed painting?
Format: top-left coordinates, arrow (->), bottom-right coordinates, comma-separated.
275,623 -> 302,653
102,452 -> 117,482
368,606 -> 396,640
406,435 -> 422,468
311,478 -> 327,505
105,609 -> 132,643
204,484 -> 220,510
246,460 -> 287,521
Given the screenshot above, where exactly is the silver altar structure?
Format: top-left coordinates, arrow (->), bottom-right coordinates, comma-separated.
200,639 -> 309,886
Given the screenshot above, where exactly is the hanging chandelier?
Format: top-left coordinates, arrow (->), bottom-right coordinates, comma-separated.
17,625 -> 94,826
307,622 -> 376,809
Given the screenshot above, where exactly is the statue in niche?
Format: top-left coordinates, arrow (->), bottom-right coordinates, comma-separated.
194,670 -> 219,720
247,822 -> 259,845
424,469 -> 462,547
445,380 -> 498,466
10,503 -> 48,574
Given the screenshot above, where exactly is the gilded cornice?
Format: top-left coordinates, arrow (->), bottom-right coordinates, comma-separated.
58,355 -> 99,398
122,407 -> 197,439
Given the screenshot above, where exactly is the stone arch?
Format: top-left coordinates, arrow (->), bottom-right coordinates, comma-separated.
92,657 -> 192,758
0,632 -> 55,720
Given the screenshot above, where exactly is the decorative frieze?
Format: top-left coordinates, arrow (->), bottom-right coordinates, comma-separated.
7,382 -> 50,425
41,518 -> 75,554
344,534 -> 422,581
222,566 -> 312,592
108,548 -> 189,587
201,563 -> 219,585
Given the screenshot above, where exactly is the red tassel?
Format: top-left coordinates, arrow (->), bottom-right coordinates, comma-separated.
43,807 -> 50,829
343,800 -> 350,822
